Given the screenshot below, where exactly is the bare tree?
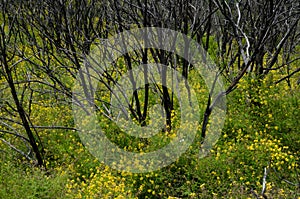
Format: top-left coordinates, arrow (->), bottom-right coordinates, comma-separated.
199,0 -> 300,136
0,0 -> 44,166
1,0 -> 299,165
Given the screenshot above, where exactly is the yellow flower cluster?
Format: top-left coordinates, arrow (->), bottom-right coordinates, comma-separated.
66,165 -> 136,199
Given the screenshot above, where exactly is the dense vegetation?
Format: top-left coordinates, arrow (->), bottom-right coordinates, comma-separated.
1,0 -> 299,198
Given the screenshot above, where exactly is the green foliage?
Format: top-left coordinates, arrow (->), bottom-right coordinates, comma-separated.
1,49 -> 299,199
63,67 -> 300,198
0,154 -> 67,199
1,0 -> 299,198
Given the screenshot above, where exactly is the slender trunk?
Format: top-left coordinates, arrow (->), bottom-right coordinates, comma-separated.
114,0 -> 143,123
141,0 -> 149,126
2,58 -> 44,167
159,51 -> 172,130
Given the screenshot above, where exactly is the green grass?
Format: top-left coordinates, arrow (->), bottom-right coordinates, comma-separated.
0,154 -> 68,199
0,67 -> 299,198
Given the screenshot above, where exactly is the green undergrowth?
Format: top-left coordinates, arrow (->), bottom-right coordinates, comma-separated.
0,69 -> 299,198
